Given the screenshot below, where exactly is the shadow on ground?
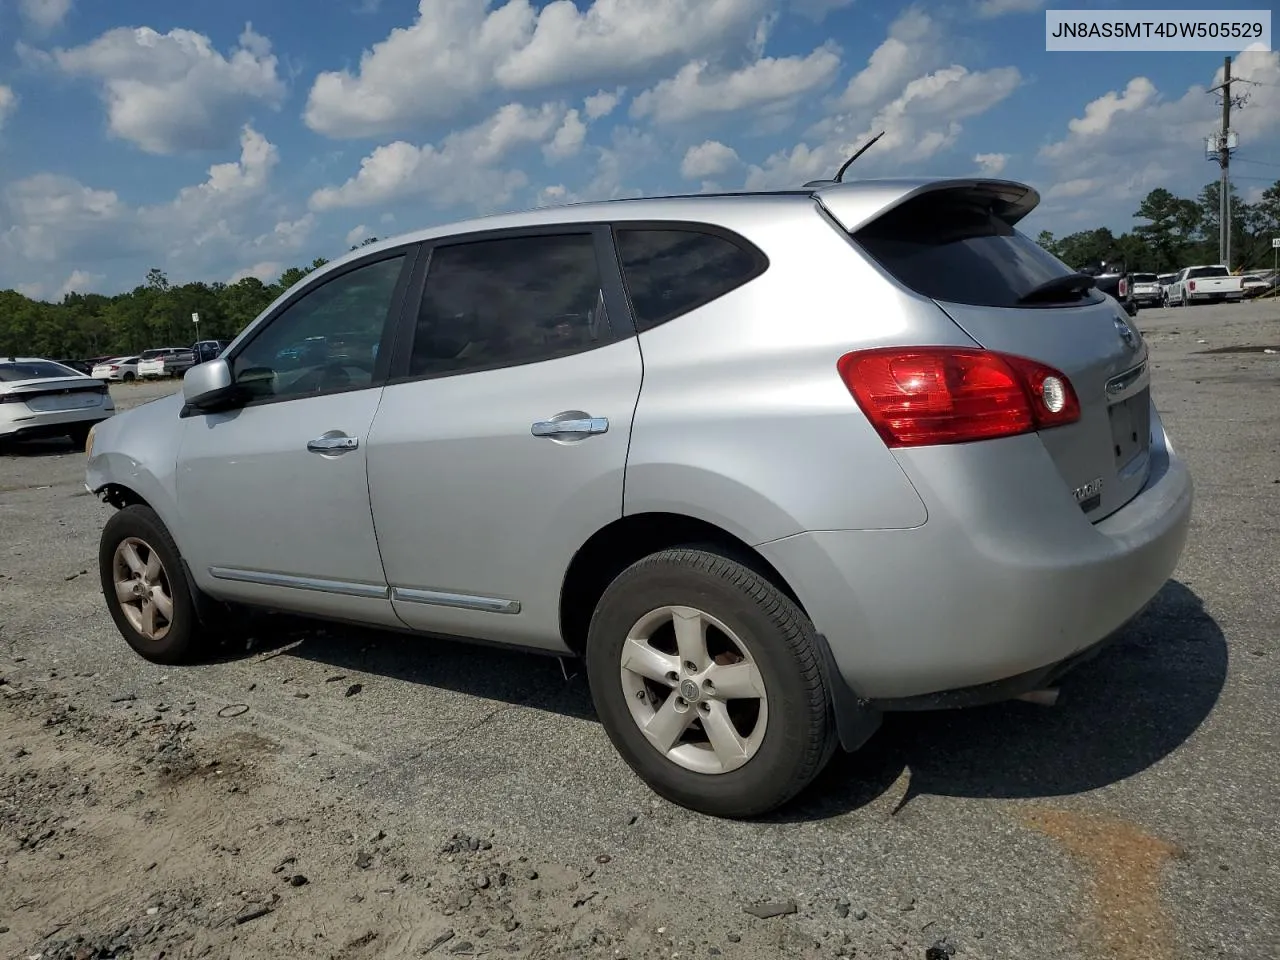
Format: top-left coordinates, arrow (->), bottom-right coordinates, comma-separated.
0,436 -> 81,458
221,578 -> 1226,820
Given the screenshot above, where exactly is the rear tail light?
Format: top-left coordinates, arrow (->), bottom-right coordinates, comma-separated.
1188,280 -> 1196,291
837,347 -> 1081,448
1118,278 -> 1128,297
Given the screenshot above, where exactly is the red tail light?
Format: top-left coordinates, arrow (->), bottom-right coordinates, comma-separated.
1118,278 -> 1128,297
837,347 -> 1081,448
1188,280 -> 1196,291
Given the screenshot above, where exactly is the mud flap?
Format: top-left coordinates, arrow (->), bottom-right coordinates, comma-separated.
811,632 -> 882,753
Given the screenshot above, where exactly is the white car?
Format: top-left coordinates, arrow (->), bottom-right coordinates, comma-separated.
137,347 -> 187,379
91,356 -> 141,382
1,357 -> 115,447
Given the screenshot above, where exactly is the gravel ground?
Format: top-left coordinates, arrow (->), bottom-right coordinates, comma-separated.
1,302 -> 1278,960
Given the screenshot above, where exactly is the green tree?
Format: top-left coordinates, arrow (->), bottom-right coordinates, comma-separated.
1133,188 -> 1203,271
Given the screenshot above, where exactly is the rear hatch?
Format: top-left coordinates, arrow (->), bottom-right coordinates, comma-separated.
816,179 -> 1152,522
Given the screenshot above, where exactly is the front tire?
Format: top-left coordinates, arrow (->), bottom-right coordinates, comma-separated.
99,504 -> 209,665
585,548 -> 836,818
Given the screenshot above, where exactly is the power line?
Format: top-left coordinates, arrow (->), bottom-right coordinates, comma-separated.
1234,157 -> 1280,170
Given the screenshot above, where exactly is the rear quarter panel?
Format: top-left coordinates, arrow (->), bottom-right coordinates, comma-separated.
623,200 -> 973,543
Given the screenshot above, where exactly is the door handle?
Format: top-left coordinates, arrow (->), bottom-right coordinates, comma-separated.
531,417 -> 609,438
307,435 -> 359,453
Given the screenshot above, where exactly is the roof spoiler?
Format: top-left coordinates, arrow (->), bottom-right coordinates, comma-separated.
811,178 -> 1041,235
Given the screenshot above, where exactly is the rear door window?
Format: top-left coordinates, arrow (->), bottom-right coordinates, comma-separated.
614,226 -> 767,331
853,193 -> 1104,308
408,233 -> 613,378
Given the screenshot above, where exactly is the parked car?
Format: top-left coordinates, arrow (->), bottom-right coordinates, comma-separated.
1077,261 -> 1138,316
91,356 -> 141,382
1164,265 -> 1245,306
85,177 -> 1193,818
1128,272 -> 1163,308
1240,274 -> 1273,298
1157,273 -> 1178,289
160,349 -> 196,378
1,357 -> 115,447
55,358 -> 94,375
137,347 -> 190,379
192,340 -> 232,365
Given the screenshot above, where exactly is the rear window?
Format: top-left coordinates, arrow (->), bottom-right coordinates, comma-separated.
615,226 -> 767,332
853,193 -> 1104,308
1188,266 -> 1229,279
1131,273 -> 1158,283
0,360 -> 80,382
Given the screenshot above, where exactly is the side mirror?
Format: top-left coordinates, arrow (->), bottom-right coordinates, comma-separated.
182,358 -> 234,409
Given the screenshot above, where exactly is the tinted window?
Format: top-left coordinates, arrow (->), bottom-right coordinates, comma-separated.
854,194 -> 1104,308
0,360 -> 81,382
231,255 -> 404,401
408,234 -> 609,378
1131,273 -> 1158,283
1188,266 -> 1229,279
615,228 -> 764,331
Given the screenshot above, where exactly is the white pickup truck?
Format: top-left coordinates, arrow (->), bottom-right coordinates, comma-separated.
1164,265 -> 1245,306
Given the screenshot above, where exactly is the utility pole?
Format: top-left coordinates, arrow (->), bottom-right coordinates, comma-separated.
1207,57 -> 1243,270
1219,57 -> 1231,270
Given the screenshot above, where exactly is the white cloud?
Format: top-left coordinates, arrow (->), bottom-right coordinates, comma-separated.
0,126 -> 309,291
584,87 -> 623,120
303,0 -> 767,138
537,184 -> 569,207
1032,51 -> 1280,227
544,109 -> 586,161
310,102 -> 567,212
0,85 -> 16,129
49,23 -> 285,154
19,0 -> 72,32
58,268 -> 104,298
974,152 -> 1008,175
837,8 -> 944,110
631,43 -> 841,125
747,50 -> 1022,190
345,224 -> 370,247
789,0 -> 854,21
974,0 -> 1045,17
681,140 -> 741,179
228,261 -> 282,284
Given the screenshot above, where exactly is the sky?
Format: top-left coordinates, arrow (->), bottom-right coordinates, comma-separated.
0,0 -> 1278,300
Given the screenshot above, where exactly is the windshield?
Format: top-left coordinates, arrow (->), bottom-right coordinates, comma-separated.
1188,266 -> 1229,279
0,360 -> 83,382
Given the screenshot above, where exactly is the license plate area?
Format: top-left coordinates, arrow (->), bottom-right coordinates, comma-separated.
1109,387 -> 1151,470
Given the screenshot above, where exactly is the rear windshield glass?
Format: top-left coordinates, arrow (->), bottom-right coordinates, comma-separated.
1187,266 -> 1229,279
1131,273 -> 1158,283
0,360 -> 81,382
853,193 -> 1104,308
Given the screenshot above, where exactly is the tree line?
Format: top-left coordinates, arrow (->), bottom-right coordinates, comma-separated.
1037,179 -> 1280,276
3,175 -> 1279,361
0,237 -> 379,361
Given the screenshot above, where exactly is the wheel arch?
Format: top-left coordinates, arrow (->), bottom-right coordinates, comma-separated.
558,511 -> 806,657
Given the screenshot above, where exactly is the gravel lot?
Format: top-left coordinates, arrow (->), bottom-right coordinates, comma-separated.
2,301 -> 1278,960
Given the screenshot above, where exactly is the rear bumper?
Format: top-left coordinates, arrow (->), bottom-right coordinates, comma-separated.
757,408 -> 1193,703
0,411 -> 112,440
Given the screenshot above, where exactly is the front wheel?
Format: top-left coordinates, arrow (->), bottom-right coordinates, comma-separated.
99,504 -> 210,665
585,548 -> 836,818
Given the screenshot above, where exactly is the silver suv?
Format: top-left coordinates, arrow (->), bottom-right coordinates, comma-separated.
86,177 -> 1193,818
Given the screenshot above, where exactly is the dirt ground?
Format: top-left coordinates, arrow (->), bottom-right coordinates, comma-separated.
2,301 -> 1279,960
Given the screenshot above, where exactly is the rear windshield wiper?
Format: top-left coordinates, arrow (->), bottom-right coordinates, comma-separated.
1016,272 -> 1097,305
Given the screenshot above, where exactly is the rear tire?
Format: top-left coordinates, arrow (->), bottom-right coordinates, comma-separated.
99,505 -> 210,665
122,372 -> 135,382
585,547 -> 836,818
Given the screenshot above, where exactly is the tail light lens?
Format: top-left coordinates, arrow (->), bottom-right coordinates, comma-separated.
1188,280 -> 1196,291
837,347 -> 1081,448
1118,278 -> 1128,297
